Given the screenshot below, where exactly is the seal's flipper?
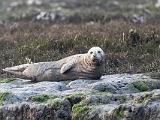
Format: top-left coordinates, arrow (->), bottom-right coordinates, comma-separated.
60,62 -> 74,74
3,64 -> 30,76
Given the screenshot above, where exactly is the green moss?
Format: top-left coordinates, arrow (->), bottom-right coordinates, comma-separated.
72,100 -> 89,120
115,96 -> 127,103
47,98 -> 64,109
0,92 -> 9,105
65,92 -> 87,99
112,105 -> 126,120
132,81 -> 149,92
65,92 -> 88,107
29,94 -> 58,103
0,78 -> 15,83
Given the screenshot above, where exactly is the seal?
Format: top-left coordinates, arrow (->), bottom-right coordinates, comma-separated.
3,47 -> 105,82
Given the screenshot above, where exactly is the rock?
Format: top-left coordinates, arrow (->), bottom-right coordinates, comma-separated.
155,0 -> 160,8
131,14 -> 145,23
91,82 -> 117,93
26,0 -> 42,6
36,11 -> 56,21
10,1 -> 23,8
0,79 -> 70,103
67,79 -> 98,89
0,100 -> 71,120
1,73 -> 160,119
35,10 -> 66,22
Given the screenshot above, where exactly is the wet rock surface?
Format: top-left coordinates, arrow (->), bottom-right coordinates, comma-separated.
0,73 -> 160,119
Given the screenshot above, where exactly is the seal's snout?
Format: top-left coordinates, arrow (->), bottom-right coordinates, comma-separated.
92,54 -> 99,61
92,54 -> 97,60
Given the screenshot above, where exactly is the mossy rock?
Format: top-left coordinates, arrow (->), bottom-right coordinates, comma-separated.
65,92 -> 87,99
29,94 -> 58,103
72,100 -> 89,120
112,105 -> 126,120
132,81 -> 149,92
47,98 -> 65,109
0,92 -> 9,105
114,96 -> 127,103
65,92 -> 88,106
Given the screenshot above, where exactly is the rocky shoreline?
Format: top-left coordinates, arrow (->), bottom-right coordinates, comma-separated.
0,73 -> 160,120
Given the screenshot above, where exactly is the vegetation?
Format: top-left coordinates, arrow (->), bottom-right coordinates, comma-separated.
0,21 -> 160,77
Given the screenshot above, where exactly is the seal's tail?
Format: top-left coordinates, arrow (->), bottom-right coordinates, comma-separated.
3,64 -> 30,76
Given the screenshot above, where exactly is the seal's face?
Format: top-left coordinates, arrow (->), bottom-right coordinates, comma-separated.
87,47 -> 105,66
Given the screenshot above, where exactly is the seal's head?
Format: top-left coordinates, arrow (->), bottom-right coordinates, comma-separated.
87,47 -> 105,66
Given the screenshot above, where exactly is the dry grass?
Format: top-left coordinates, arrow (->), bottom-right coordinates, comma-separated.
0,20 -> 160,77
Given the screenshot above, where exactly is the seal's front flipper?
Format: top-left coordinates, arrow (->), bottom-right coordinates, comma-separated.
60,62 -> 74,74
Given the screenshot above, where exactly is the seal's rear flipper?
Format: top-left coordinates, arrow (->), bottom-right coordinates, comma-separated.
3,64 -> 30,77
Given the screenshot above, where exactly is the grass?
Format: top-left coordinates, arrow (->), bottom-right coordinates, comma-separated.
0,21 -> 160,77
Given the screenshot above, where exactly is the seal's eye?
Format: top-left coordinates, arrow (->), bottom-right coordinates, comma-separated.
98,51 -> 101,53
90,51 -> 93,54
